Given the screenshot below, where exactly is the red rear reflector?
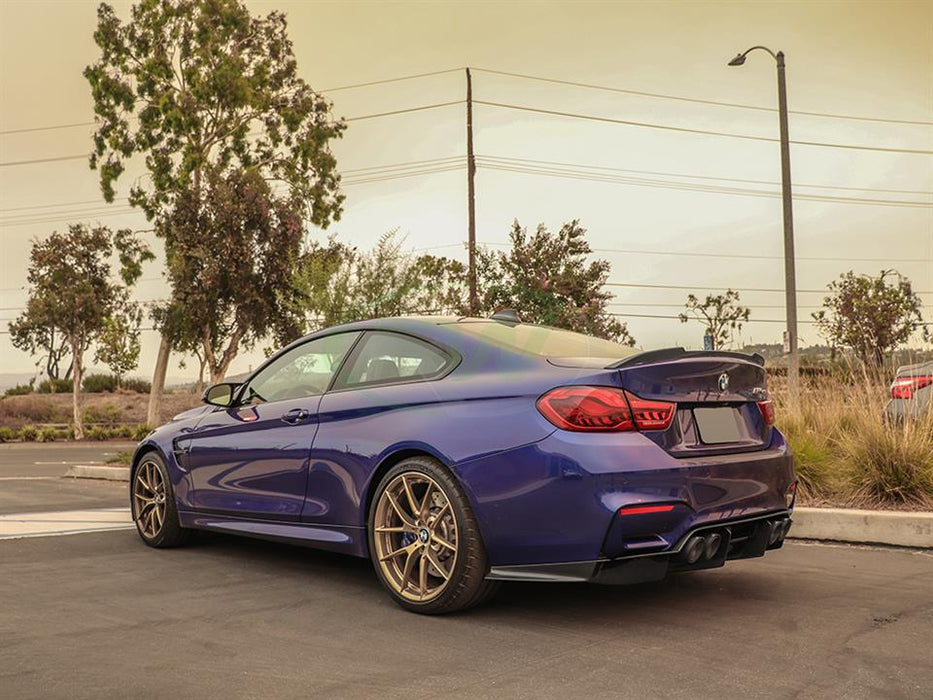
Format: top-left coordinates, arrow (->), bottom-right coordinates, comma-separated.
890,376 -> 932,400
757,399 -> 775,426
536,387 -> 676,432
618,504 -> 676,516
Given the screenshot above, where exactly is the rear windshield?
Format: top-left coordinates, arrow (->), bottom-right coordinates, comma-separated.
446,320 -> 638,360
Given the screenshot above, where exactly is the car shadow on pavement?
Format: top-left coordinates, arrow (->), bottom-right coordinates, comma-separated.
184,529 -> 780,622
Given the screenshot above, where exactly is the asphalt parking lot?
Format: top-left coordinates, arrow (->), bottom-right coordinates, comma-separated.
2,444 -> 932,699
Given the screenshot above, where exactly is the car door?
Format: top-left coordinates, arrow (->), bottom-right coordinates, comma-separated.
302,330 -> 457,525
184,331 -> 360,520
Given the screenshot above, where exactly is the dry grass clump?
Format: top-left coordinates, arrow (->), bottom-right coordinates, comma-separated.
773,371 -> 933,509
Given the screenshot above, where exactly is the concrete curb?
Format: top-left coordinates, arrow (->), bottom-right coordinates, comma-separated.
64,465 -> 130,482
790,507 -> 933,549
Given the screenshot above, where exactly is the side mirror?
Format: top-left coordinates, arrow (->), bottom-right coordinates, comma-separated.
202,383 -> 238,407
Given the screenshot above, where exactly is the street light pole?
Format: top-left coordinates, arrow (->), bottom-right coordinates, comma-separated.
729,46 -> 799,401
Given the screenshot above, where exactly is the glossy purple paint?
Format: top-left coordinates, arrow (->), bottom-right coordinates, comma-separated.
133,317 -> 795,580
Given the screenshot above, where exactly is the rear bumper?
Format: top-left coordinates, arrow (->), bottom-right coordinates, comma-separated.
487,510 -> 793,584
456,428 -> 795,568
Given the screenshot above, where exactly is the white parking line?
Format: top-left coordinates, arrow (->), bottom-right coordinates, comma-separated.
0,507 -> 133,539
0,476 -> 58,481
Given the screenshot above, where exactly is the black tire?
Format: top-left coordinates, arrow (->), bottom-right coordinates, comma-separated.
130,452 -> 192,549
368,456 -> 499,614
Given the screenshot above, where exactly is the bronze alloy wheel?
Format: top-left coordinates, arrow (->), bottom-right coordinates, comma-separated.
373,472 -> 459,602
133,459 -> 167,540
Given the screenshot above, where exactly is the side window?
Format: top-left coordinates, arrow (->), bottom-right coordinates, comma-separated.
335,332 -> 452,390
240,332 -> 359,404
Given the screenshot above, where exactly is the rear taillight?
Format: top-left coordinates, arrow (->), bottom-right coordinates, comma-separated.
757,399 -> 775,426
890,376 -> 933,400
626,393 -> 676,430
536,386 -> 675,432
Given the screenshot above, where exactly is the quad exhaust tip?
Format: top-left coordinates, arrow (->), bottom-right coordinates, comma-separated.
682,533 -> 722,564
769,517 -> 791,545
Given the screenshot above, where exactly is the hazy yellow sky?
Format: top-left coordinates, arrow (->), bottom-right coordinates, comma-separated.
1,0 -> 931,379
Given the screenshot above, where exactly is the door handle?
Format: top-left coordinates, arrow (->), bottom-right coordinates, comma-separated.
281,408 -> 311,425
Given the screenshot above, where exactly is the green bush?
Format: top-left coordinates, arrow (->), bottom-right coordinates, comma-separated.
38,427 -> 58,442
82,373 -> 118,393
20,425 -> 38,441
56,426 -> 74,440
85,425 -> 109,441
83,403 -> 123,425
107,450 -> 133,466
4,382 -> 34,397
122,377 -> 152,394
840,415 -> 933,507
0,426 -> 17,442
133,424 -> 153,441
113,424 -> 135,439
37,378 -> 73,394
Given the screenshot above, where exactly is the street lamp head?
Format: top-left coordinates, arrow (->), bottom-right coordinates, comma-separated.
727,53 -> 747,67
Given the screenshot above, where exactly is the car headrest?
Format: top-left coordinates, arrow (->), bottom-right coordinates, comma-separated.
368,358 -> 399,381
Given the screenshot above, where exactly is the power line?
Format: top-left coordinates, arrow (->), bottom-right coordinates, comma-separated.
0,158 -> 465,216
0,69 -> 467,136
610,311 -> 820,324
322,68 -> 463,93
344,100 -> 464,123
0,196 -> 131,213
476,155 -> 933,196
0,103 -> 465,168
0,154 -> 89,168
604,281 -> 933,294
476,237 -> 930,264
608,301 -> 823,309
0,160 -> 468,227
474,100 -> 933,155
478,160 -> 933,208
472,67 -> 933,127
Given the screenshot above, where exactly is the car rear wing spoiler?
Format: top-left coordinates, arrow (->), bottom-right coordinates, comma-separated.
606,347 -> 765,370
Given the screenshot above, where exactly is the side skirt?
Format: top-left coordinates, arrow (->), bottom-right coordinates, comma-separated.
178,510 -> 367,558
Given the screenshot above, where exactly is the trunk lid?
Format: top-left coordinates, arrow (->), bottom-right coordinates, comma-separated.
612,348 -> 771,457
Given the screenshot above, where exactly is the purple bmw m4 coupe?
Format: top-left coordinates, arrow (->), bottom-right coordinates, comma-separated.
130,313 -> 796,614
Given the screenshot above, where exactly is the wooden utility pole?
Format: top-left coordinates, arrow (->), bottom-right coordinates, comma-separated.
466,68 -> 478,315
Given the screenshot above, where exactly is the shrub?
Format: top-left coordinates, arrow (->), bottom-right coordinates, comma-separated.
56,426 -> 74,440
133,424 -> 153,441
0,395 -> 68,426
83,373 -> 118,393
85,425 -> 109,441
37,378 -> 73,394
20,425 -> 38,441
4,382 -> 34,397
0,426 -> 17,442
83,403 -> 124,425
107,450 -> 133,466
121,377 -> 152,394
840,415 -> 933,507
39,378 -> 73,394
38,427 -> 58,442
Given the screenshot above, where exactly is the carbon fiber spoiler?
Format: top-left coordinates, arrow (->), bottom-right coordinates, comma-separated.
606,347 -> 765,370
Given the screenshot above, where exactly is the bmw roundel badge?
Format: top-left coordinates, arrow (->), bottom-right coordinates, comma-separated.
718,373 -> 730,392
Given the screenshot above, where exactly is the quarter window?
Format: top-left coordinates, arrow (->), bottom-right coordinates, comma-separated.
335,332 -> 452,389
240,332 -> 360,404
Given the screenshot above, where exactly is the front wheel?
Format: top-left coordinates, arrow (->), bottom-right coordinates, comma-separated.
368,456 -> 499,614
131,453 -> 191,548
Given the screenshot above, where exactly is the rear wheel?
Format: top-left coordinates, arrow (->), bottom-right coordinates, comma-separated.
131,453 -> 191,548
369,456 -> 498,614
